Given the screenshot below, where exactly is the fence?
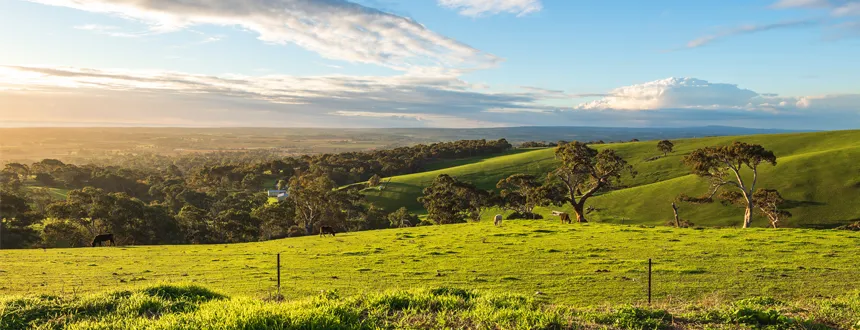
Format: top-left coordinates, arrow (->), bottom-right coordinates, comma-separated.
2,249 -> 858,305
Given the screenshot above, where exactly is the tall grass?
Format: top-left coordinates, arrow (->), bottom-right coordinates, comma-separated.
2,285 -> 858,329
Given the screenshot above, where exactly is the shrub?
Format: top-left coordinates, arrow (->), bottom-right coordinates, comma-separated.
505,212 -> 543,220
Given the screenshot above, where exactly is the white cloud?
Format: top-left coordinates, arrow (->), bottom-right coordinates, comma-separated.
576,78 -> 760,110
438,0 -> 542,17
30,0 -> 500,71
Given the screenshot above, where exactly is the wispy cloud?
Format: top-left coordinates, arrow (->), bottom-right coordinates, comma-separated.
770,0 -> 860,37
771,0 -> 832,9
438,0 -> 542,17
74,24 -> 150,38
31,0 -> 501,72
686,20 -> 819,49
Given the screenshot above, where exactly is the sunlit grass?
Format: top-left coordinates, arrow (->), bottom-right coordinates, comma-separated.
2,221 -> 858,307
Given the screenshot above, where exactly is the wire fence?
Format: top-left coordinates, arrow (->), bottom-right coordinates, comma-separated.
2,251 -> 858,304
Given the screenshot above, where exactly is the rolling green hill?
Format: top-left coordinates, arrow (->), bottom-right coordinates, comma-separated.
360,130 -> 860,228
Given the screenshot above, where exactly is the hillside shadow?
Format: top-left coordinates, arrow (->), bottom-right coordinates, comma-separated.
805,218 -> 859,229
783,200 -> 825,209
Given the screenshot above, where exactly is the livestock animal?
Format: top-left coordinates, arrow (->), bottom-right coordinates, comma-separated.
493,214 -> 503,226
319,226 -> 336,237
558,213 -> 572,224
91,233 -> 115,247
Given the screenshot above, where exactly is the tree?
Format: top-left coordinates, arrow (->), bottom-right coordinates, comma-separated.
551,142 -> 635,223
289,173 -> 343,234
720,189 -> 791,228
367,174 -> 381,187
252,199 -> 296,240
177,205 -> 215,244
496,174 -> 542,218
657,140 -> 675,157
388,207 -> 419,228
1,192 -> 42,249
419,174 -> 490,224
276,179 -> 287,191
683,142 -> 777,228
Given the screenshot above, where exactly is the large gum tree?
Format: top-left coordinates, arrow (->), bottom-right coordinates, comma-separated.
551,141 -> 635,223
683,142 -> 777,228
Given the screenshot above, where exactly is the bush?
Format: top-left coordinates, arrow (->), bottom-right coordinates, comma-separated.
505,212 -> 543,220
40,219 -> 90,248
836,221 -> 860,231
287,225 -> 305,237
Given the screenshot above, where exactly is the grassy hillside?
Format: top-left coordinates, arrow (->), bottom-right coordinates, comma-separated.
361,130 -> 860,228
2,221 -> 858,307
3,284 -> 859,329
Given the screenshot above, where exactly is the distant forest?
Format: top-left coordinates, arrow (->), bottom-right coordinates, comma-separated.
0,139 -> 513,249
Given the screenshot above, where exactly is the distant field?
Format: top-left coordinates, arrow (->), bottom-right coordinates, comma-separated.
0,126 -> 800,164
1,221 -> 858,307
361,130 -> 860,228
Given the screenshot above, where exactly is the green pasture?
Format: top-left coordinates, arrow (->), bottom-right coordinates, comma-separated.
2,221 -> 858,307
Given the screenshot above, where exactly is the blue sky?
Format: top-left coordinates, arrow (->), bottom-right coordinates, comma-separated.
1,0 -> 858,128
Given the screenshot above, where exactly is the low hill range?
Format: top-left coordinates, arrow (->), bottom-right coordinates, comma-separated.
361,130 -> 860,228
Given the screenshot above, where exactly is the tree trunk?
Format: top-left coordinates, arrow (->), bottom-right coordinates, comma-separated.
743,199 -> 753,228
671,202 -> 680,228
572,203 -> 588,223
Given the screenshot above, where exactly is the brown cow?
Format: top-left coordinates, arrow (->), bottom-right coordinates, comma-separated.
319,226 -> 336,237
559,213 -> 572,224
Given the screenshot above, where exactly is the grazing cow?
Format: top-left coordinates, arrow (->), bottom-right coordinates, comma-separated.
493,214 -> 503,226
91,233 -> 115,247
319,226 -> 336,237
559,213 -> 572,224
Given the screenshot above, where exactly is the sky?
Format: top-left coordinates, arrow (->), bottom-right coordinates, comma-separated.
0,0 -> 859,129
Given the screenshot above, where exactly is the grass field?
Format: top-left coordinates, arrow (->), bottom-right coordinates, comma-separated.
3,284 -> 859,329
362,130 -> 860,228
2,220 -> 858,308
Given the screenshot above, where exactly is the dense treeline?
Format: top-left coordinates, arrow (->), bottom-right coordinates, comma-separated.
0,139 -> 511,249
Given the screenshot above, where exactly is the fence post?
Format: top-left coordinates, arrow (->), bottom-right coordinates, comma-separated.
277,253 -> 281,295
647,258 -> 652,305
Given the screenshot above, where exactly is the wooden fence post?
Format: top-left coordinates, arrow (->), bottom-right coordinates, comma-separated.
648,258 -> 652,305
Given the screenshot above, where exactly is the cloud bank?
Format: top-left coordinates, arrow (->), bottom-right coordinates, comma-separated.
438,0 -> 542,17
29,0 -> 500,71
1,66 -> 857,129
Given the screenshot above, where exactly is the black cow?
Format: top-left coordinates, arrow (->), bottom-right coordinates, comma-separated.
91,233 -> 115,247
319,226 -> 336,237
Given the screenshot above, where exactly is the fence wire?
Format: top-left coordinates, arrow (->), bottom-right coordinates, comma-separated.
1,252 -> 857,304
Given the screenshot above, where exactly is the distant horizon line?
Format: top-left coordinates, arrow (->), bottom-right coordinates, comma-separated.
0,125 -> 817,131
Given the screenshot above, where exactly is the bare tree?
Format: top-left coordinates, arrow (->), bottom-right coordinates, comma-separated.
551,142 -> 635,223
671,202 -> 681,228
683,142 -> 777,228
721,189 -> 791,228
